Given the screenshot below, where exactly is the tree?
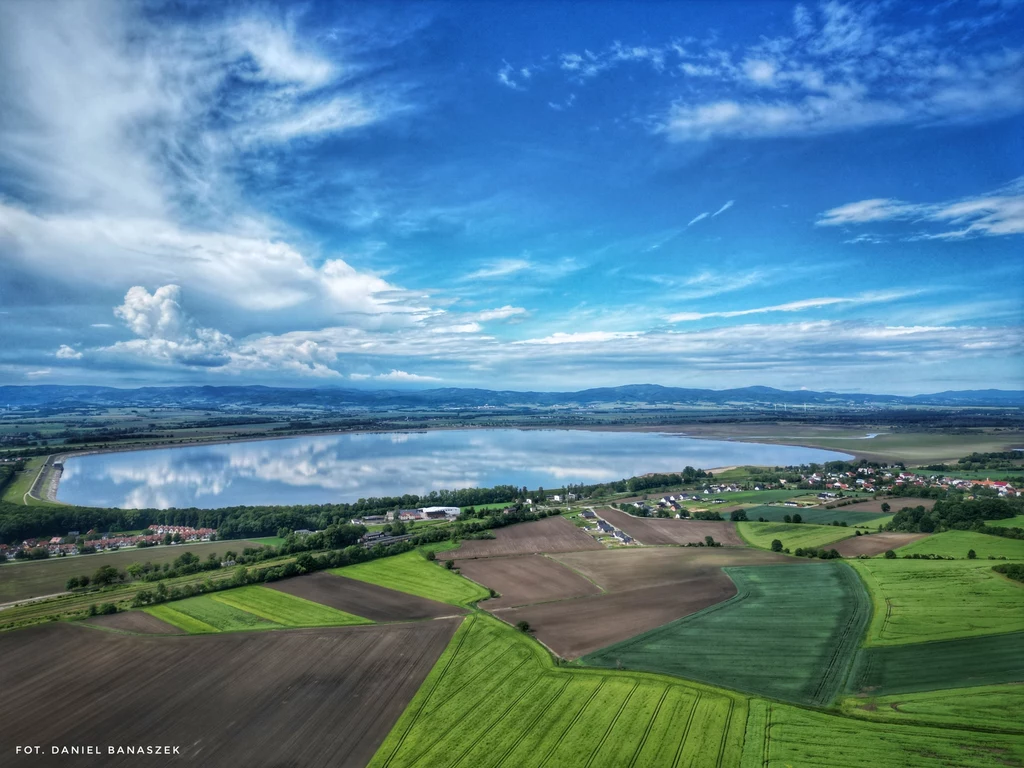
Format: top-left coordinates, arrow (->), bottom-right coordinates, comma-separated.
65,576 -> 80,590
783,514 -> 792,523
515,620 -> 531,633
125,562 -> 143,580
967,549 -> 977,559
444,559 -> 455,570
704,535 -> 716,547
884,549 -> 896,559
792,513 -> 802,524
881,503 -> 891,513
93,564 -> 122,586
425,551 -> 436,561
730,509 -> 748,522
770,539 -> 783,552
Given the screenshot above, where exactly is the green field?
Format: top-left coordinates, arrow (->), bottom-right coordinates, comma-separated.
248,536 -> 288,547
736,520 -> 855,551
146,595 -> 281,633
895,530 -> 1024,560
988,515 -> 1024,529
846,632 -> 1024,696
583,563 -> 871,705
852,559 -> 1024,646
743,698 -> 1024,767
0,540 -> 259,604
744,505 -> 887,527
370,612 -> 1023,768
370,614 -> 749,768
210,585 -> 370,627
840,684 -> 1024,734
331,549 -> 490,606
144,585 -> 370,632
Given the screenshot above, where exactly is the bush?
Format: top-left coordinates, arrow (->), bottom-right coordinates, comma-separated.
884,549 -> 896,559
515,620 -> 531,633
770,539 -> 783,552
967,549 -> 977,559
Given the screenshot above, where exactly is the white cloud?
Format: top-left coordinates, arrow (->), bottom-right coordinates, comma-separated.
375,369 -> 441,383
712,200 -> 734,217
90,323 -> 113,329
461,259 -> 533,280
665,290 -> 918,323
474,306 -> 528,322
817,178 -> 1024,239
25,369 -> 52,378
687,212 -> 709,227
55,345 -> 83,360
514,331 -> 643,346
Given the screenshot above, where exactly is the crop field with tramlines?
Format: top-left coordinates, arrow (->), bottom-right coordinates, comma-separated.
583,563 -> 870,705
851,558 -> 1024,645
736,520 -> 856,551
331,549 -> 491,606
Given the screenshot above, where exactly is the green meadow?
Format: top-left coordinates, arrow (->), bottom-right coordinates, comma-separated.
894,530 -> 1024,560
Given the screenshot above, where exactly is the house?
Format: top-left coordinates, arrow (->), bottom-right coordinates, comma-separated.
783,501 -> 799,507
596,521 -> 614,533
580,510 -> 596,519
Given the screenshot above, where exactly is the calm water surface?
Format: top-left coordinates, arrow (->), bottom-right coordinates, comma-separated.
58,429 -> 852,509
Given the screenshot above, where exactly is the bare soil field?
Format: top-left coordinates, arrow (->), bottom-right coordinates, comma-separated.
455,555 -> 601,609
551,547 -> 794,592
86,611 -> 183,634
496,581 -> 736,658
268,572 -> 465,622
597,506 -> 745,546
832,532 -> 931,558
830,497 -> 936,513
1,619 -> 460,768
489,547 -> 796,658
438,515 -> 602,560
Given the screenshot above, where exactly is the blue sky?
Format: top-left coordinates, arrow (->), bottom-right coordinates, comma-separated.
0,0 -> 1021,394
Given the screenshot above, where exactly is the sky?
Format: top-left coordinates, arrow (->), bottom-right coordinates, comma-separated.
0,0 -> 1021,395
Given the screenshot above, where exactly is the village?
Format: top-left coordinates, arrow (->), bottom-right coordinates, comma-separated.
1,525 -> 217,562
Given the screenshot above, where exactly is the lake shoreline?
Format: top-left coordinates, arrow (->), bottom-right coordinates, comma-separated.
48,426 -> 855,508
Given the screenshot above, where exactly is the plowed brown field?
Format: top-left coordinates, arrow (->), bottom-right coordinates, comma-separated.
488,547 -> 795,658
829,497 -> 936,513
1,620 -> 460,767
438,515 -> 601,559
269,572 -> 465,622
455,554 -> 601,609
86,611 -> 182,634
597,506 -> 745,546
831,532 -> 931,557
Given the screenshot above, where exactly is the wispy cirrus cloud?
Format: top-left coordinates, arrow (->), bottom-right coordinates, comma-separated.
666,289 -> 918,323
687,212 -> 709,227
818,177 -> 1024,239
497,2 -> 1024,142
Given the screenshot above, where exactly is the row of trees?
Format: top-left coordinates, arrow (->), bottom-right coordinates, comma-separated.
886,497 -> 1021,534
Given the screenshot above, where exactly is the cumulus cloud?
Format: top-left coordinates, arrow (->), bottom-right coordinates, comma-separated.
817,178 -> 1024,239
55,345 -> 83,360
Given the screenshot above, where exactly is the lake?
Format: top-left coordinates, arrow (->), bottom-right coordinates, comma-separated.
57,429 -> 852,509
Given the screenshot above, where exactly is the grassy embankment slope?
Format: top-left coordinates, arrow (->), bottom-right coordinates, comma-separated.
371,613 -> 1024,768
987,515 -> 1024,529
737,520 -> 855,551
145,585 -> 370,633
331,547 -> 490,607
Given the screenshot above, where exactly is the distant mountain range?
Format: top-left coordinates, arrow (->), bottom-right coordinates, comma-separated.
2,384 -> 1022,409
